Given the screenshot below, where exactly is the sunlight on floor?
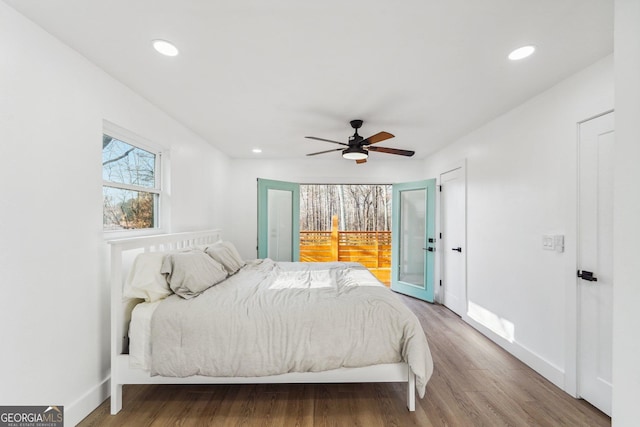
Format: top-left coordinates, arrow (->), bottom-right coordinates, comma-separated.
467,301 -> 515,343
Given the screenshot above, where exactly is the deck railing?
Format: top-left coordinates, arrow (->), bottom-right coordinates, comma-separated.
300,217 -> 391,285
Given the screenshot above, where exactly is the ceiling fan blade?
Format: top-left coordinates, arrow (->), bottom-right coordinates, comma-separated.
306,148 -> 343,156
368,146 -> 415,157
356,158 -> 367,164
305,136 -> 348,146
362,131 -> 394,145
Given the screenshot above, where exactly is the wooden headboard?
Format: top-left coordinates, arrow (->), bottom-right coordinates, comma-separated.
108,230 -> 223,356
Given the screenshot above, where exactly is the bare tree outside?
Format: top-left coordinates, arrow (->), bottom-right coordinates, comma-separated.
300,184 -> 392,231
102,135 -> 158,230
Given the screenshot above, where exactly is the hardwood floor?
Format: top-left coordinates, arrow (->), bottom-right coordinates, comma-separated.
79,295 -> 610,426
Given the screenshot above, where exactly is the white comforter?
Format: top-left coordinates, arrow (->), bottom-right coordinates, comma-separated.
150,259 -> 433,397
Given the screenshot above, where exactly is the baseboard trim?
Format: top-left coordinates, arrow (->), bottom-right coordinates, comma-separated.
462,314 -> 565,389
65,376 -> 110,426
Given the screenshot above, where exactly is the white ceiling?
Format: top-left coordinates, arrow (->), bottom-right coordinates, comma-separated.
5,0 -> 613,160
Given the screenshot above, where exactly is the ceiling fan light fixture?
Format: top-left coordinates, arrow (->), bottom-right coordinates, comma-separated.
342,147 -> 368,160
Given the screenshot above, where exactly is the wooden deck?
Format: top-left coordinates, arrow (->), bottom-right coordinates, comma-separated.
300,218 -> 391,285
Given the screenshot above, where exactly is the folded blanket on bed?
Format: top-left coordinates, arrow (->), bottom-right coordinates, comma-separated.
150,259 -> 433,397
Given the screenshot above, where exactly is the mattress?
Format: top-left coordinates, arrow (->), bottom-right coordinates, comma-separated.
129,300 -> 160,370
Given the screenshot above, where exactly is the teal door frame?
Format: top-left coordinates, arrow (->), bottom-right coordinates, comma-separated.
391,179 -> 436,302
257,178 -> 300,261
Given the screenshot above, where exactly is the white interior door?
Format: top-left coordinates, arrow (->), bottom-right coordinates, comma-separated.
440,167 -> 466,317
578,112 -> 614,416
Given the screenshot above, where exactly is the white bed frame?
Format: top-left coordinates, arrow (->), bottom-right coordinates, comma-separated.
109,230 -> 416,415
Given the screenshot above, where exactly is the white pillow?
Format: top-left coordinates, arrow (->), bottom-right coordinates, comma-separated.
205,241 -> 245,275
123,252 -> 172,302
161,250 -> 228,299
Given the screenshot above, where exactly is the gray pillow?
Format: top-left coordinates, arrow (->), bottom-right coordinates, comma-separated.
160,250 -> 228,299
205,241 -> 245,275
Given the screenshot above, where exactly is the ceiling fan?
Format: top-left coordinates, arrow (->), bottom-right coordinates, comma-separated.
305,119 -> 415,164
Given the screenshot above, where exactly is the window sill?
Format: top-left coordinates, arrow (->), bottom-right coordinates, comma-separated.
104,228 -> 167,241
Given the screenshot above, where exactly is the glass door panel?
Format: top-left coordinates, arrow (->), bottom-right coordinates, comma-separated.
399,188 -> 426,285
267,188 -> 293,261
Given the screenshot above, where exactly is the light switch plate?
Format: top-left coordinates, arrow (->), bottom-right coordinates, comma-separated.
543,235 -> 555,250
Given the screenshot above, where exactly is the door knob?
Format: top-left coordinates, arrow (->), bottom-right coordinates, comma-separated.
452,247 -> 462,253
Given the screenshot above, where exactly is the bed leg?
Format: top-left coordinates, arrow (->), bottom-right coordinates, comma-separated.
111,383 -> 122,415
407,370 -> 416,412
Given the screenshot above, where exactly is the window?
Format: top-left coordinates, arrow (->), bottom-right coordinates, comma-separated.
102,128 -> 161,232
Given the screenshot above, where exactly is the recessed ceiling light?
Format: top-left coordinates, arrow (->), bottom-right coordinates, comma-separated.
252,148 -> 262,154
508,45 -> 535,61
152,39 -> 179,57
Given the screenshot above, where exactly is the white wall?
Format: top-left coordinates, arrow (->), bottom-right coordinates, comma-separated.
422,56 -> 614,390
1,1 -> 628,424
0,3 -> 230,425
612,1 -> 640,425
227,158 -> 426,259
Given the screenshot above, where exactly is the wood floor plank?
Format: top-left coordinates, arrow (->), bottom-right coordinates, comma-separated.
283,384 -> 314,427
78,295 -> 611,426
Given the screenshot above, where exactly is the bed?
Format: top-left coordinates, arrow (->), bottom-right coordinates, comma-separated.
109,230 -> 433,414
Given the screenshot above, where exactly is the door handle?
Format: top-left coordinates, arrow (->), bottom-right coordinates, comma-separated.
452,247 -> 462,253
577,270 -> 598,282
422,247 -> 435,252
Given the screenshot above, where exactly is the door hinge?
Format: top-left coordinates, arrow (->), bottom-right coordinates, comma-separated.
439,280 -> 442,287
438,185 -> 442,192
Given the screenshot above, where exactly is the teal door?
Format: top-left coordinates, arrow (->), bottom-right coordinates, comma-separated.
391,179 -> 436,302
257,178 -> 300,261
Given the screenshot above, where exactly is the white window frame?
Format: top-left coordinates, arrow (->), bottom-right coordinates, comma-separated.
102,121 -> 166,237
